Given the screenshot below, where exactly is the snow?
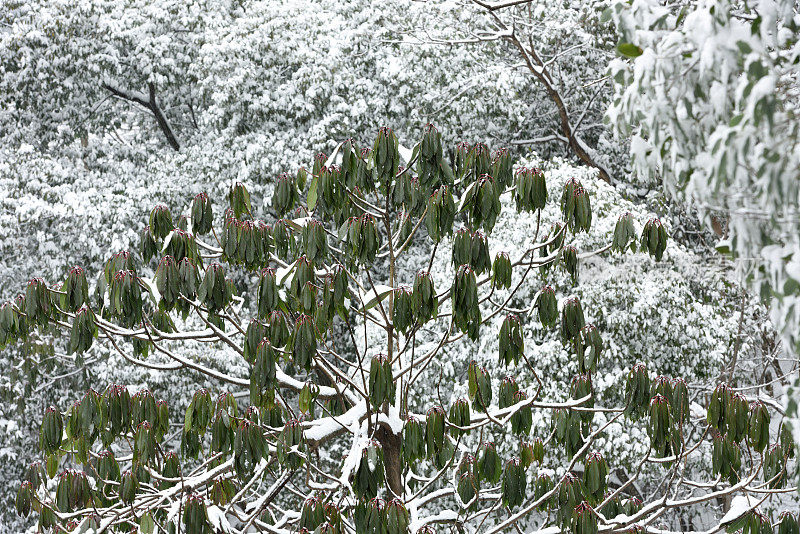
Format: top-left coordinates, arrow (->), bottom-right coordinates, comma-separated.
409,511 -> 459,534
207,505 -> 232,532
719,495 -> 753,525
303,402 -> 366,442
0,0 -> 798,532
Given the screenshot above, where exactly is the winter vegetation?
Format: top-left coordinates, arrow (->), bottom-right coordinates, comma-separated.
0,1 -> 798,533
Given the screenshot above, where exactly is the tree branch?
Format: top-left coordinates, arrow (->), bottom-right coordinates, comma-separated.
101,80 -> 180,151
508,31 -> 612,183
467,4 -> 613,183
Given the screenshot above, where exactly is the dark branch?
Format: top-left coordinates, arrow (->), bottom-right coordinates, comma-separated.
467,2 -> 613,183
508,32 -> 612,183
471,0 -> 536,11
101,80 -> 180,151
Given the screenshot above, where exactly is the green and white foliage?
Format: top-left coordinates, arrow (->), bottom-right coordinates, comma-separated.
606,0 -> 800,484
0,127 -> 775,534
0,0 -> 604,298
0,0 -> 797,532
380,157 -> 798,528
0,2 -> 580,529
606,0 -> 800,351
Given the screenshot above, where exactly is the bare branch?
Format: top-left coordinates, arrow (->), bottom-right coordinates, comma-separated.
101,80 -> 181,150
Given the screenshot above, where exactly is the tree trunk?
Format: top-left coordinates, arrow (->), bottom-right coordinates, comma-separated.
376,423 -> 403,497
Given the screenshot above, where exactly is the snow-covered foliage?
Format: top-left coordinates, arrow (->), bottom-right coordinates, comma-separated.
5,148 -> 791,532
364,158 -> 796,530
0,0 -> 572,291
1,0 -> 798,532
0,0 -> 529,152
606,0 -> 800,484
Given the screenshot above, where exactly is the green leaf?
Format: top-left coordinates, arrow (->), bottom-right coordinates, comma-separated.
617,43 -> 643,58
360,285 -> 393,312
184,404 -> 194,434
457,179 -> 478,214
46,454 -> 59,479
715,239 -> 732,255
729,114 -> 743,129
307,177 -> 318,211
736,40 -> 752,55
140,512 -> 155,534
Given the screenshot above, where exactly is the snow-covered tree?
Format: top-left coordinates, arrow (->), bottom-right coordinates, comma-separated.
2,1 -> 798,532
606,0 -> 800,485
419,0 -> 627,186
4,127 -> 796,533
